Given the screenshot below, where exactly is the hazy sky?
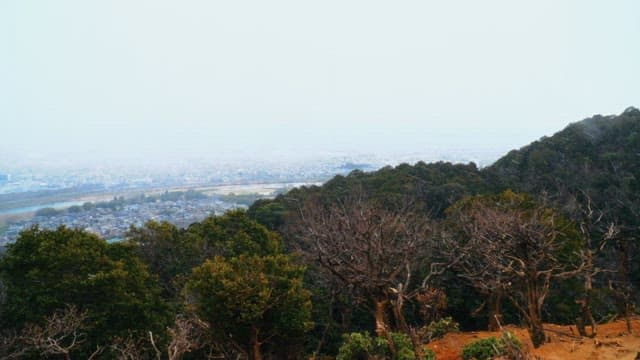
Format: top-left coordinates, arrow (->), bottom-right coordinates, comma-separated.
1,1 -> 639,165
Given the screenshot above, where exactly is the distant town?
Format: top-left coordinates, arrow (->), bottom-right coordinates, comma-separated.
0,149 -> 504,246
1,192 -> 238,245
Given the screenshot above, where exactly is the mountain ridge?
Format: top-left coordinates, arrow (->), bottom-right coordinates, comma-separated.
250,106 -> 640,227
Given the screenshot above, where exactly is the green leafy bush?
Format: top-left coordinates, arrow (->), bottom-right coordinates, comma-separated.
337,332 -> 436,360
383,333 -> 415,360
420,317 -> 460,342
422,348 -> 437,360
461,336 -> 501,360
461,332 -> 522,360
336,332 -> 375,360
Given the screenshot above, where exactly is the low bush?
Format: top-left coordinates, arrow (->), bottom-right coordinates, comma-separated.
422,348 -> 437,360
419,317 -> 460,342
337,332 -> 436,360
461,336 -> 501,360
336,332 -> 375,360
461,331 -> 522,360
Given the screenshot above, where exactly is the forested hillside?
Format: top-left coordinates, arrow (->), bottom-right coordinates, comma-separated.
249,106 -> 640,351
253,107 -> 640,229
1,108 -> 639,359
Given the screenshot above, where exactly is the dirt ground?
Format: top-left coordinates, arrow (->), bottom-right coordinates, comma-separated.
426,318 -> 640,360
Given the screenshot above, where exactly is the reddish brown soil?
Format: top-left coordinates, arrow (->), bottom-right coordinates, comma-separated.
426,318 -> 640,360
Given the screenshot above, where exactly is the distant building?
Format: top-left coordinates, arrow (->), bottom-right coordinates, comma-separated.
0,173 -> 10,183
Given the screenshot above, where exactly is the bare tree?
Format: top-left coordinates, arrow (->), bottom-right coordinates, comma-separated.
0,331 -> 27,360
568,191 -> 617,337
165,314 -> 210,360
570,187 -> 637,335
110,314 -> 218,360
293,192 -> 443,339
444,192 -> 585,348
441,223 -> 507,332
110,335 -> 149,360
16,305 -> 102,360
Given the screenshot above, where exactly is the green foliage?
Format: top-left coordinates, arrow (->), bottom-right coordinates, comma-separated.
248,161 -> 488,235
127,210 -> 284,303
385,333 -> 415,360
336,332 -> 375,360
420,317 -> 460,342
188,209 -> 281,257
423,348 -> 437,360
0,226 -> 170,350
461,337 -> 501,360
127,220 -> 205,299
247,199 -> 287,230
461,332 -> 522,360
336,332 -> 432,360
186,253 -> 312,357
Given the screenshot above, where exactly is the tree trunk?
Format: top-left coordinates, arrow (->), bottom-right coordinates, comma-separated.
617,237 -> 633,334
391,292 -> 409,334
528,321 -> 546,349
526,285 -> 546,348
576,288 -> 597,337
487,291 -> 503,331
409,327 -> 425,359
374,299 -> 389,337
383,330 -> 397,358
575,315 -> 586,337
251,327 -> 263,360
581,251 -> 597,337
575,299 -> 590,337
624,302 -> 633,334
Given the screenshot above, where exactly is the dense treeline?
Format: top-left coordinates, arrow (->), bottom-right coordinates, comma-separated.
0,107 -> 639,359
0,211 -> 310,359
249,107 -> 640,350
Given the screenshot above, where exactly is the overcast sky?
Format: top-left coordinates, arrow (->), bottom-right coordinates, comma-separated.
1,0 -> 639,166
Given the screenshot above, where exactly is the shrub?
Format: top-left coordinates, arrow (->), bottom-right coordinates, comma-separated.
422,348 -> 437,360
337,332 -> 436,360
461,332 -> 522,360
419,317 -> 460,342
461,336 -> 501,360
336,332 -> 375,360
383,333 -> 415,360
499,331 -> 524,359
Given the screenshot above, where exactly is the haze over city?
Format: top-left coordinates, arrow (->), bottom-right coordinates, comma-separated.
2,0 -> 639,168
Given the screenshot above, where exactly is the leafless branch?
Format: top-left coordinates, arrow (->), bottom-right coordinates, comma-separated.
18,305 -> 91,360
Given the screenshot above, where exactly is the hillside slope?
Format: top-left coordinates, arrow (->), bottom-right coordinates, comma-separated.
251,106 -> 640,228
428,318 -> 640,360
487,106 -> 640,213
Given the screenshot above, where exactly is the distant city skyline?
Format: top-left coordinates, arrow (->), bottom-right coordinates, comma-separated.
2,1 -> 639,167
